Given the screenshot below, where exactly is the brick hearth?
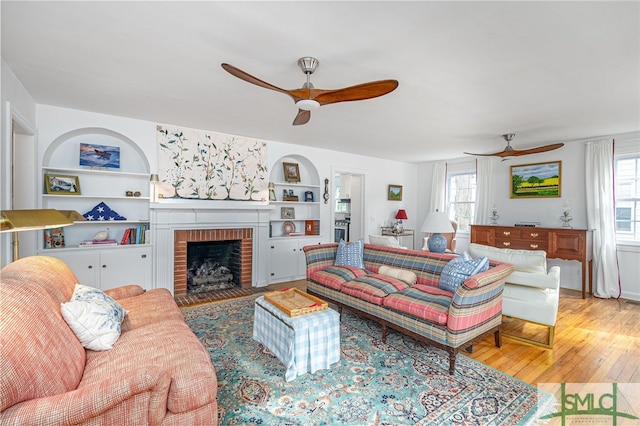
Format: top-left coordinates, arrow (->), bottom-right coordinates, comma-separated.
174,228 -> 253,297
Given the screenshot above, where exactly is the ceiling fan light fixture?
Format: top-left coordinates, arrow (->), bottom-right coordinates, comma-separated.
296,99 -> 320,111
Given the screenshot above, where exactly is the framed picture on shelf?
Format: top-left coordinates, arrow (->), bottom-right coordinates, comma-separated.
281,207 -> 295,219
44,174 -> 81,195
388,184 -> 403,201
79,143 -> 120,169
283,162 -> 301,183
304,191 -> 314,202
43,227 -> 65,248
510,161 -> 561,198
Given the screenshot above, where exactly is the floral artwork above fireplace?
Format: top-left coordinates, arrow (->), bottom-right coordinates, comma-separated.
157,124 -> 268,200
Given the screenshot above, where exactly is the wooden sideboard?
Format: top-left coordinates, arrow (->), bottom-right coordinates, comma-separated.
470,225 -> 593,298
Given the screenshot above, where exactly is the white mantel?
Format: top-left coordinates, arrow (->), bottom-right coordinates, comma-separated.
150,201 -> 274,294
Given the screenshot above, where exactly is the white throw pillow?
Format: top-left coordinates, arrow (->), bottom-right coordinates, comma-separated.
61,284 -> 128,351
378,265 -> 418,285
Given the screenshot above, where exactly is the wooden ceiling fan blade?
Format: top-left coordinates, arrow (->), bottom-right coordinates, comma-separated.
221,63 -> 292,96
292,110 -> 311,126
466,142 -> 564,157
314,80 -> 399,105
513,143 -> 565,156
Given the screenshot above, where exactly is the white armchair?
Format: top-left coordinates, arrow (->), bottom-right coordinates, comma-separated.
467,243 -> 560,348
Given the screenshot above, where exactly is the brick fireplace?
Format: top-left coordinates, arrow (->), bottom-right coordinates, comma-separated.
173,228 -> 253,298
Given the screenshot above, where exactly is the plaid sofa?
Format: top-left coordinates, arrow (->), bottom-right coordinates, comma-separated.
303,243 -> 515,374
1,256 -> 218,425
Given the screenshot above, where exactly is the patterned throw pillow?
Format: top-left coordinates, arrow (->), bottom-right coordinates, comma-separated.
60,284 -> 128,351
334,239 -> 365,269
439,252 -> 490,293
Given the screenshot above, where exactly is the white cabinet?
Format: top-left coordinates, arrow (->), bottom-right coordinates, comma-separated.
269,238 -> 322,283
44,246 -> 152,290
340,174 -> 352,199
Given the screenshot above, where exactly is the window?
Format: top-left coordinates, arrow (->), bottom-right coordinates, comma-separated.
334,185 -> 348,213
447,172 -> 476,232
615,155 -> 640,242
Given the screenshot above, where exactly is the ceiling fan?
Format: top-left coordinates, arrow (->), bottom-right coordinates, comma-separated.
464,133 -> 564,158
221,57 -> 399,125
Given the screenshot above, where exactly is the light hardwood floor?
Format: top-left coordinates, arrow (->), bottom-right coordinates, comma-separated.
285,281 -> 640,386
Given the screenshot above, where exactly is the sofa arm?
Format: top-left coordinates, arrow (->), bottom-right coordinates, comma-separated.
303,243 -> 339,276
104,284 -> 146,300
0,368 -> 171,425
446,263 -> 515,347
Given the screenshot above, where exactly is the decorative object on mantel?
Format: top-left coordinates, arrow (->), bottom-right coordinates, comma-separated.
395,209 -> 408,232
560,202 -> 573,228
323,178 -> 330,204
157,124 -> 268,201
421,210 -> 455,253
464,133 -> 564,158
490,204 -> 499,225
149,173 -> 160,203
83,202 -> 126,221
510,161 -> 561,198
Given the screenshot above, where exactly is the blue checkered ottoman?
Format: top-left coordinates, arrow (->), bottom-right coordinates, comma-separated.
253,296 -> 341,381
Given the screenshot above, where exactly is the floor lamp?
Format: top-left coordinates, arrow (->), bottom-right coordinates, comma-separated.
0,209 -> 77,261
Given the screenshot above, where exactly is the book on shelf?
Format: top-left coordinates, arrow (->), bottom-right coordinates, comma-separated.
80,239 -> 118,247
120,224 -> 149,245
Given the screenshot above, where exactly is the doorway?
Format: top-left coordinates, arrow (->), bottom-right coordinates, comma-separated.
332,168 -> 364,243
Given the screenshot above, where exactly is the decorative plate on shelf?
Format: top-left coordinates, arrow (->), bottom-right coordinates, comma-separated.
282,221 -> 295,235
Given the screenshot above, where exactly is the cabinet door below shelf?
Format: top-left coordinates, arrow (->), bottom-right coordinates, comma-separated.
40,246 -> 152,291
100,248 -> 152,290
45,250 -> 100,287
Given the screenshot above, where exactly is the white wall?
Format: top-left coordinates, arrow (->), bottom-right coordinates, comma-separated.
1,60 -> 37,267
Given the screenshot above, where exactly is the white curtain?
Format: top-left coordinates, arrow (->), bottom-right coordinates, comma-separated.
474,157 -> 495,224
585,139 -> 620,298
429,162 -> 446,213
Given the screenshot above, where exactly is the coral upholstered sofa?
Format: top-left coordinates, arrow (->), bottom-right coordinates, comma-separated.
303,242 -> 515,374
1,256 -> 218,425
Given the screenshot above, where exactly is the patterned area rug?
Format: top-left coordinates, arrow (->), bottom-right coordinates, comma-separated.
182,295 -> 554,425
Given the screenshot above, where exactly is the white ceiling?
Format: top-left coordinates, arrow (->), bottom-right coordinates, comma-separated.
2,1 -> 639,162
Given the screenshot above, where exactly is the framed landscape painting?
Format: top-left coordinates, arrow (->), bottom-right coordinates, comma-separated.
510,161 -> 561,198
388,184 -> 403,201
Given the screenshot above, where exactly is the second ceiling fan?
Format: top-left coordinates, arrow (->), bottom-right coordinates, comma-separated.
465,133 -> 564,158
221,57 -> 399,125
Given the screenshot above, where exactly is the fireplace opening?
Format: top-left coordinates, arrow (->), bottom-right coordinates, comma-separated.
187,240 -> 241,294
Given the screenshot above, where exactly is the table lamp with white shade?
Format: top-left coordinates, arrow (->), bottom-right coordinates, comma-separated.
421,210 -> 454,253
